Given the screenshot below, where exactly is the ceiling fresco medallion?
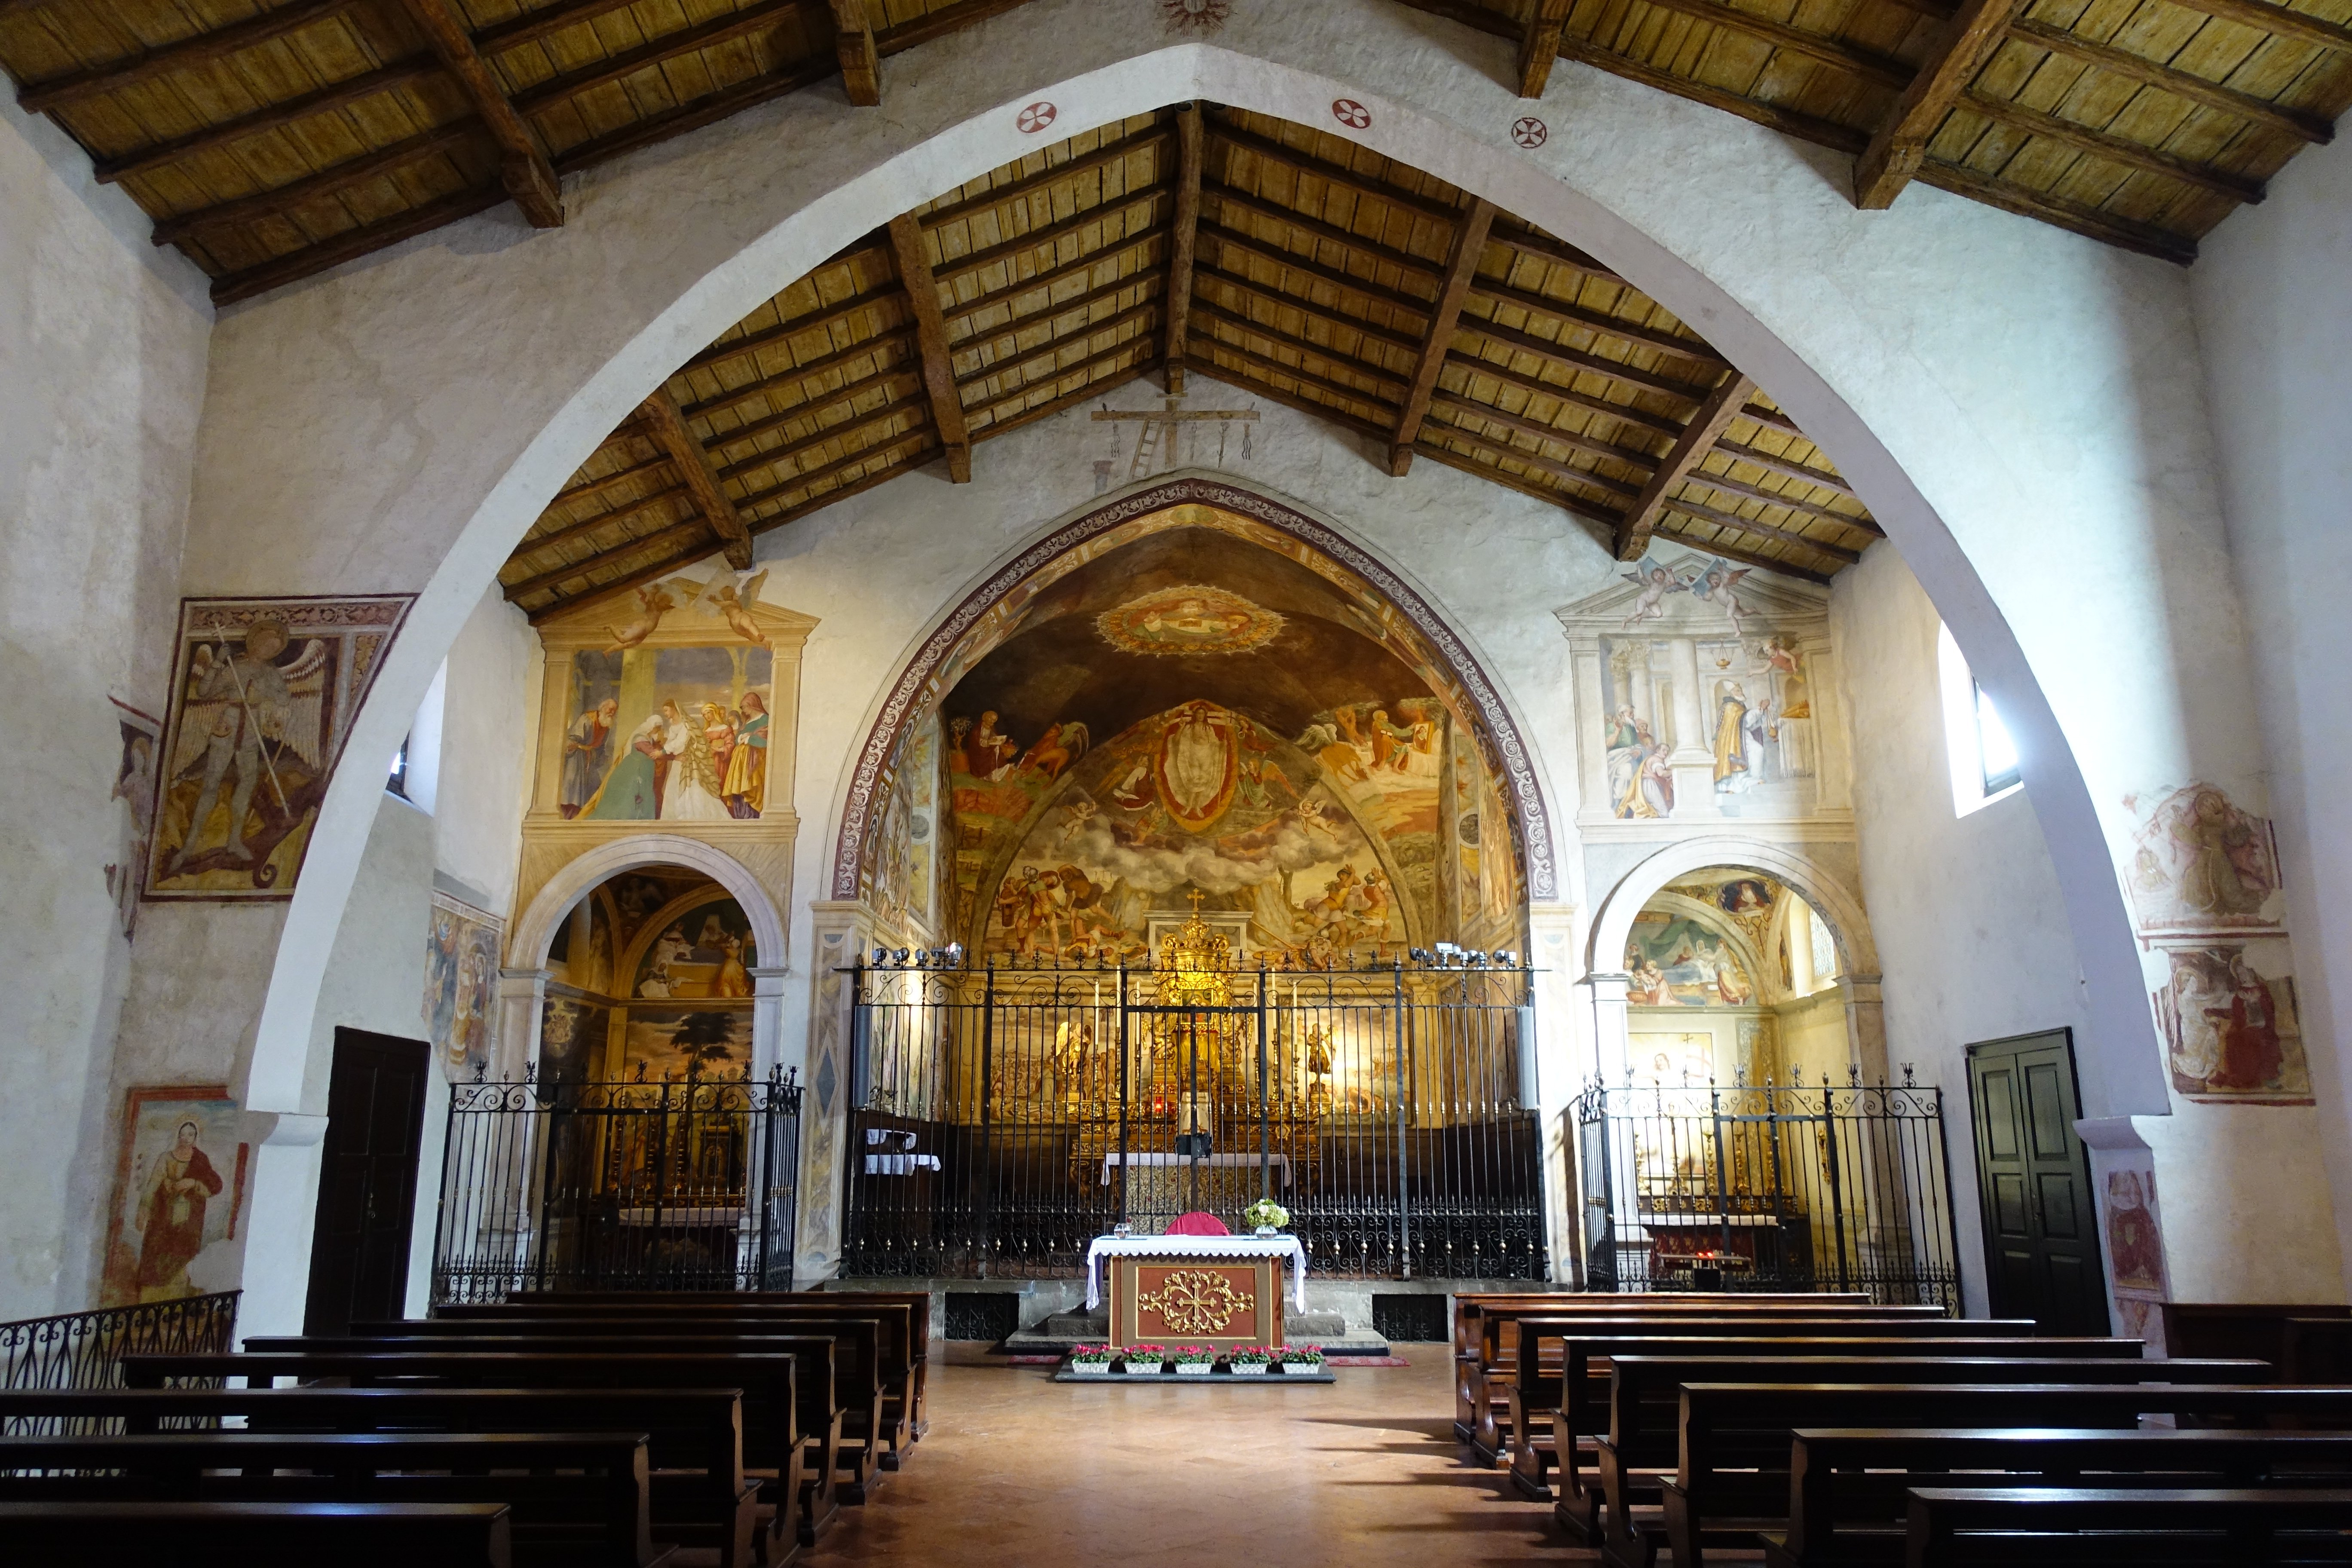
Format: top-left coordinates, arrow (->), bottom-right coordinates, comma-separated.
1155,700 -> 1242,833
1096,584 -> 1286,657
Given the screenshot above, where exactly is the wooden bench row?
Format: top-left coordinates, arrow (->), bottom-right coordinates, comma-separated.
0,1288 -> 933,1567
1446,1290 -> 2352,1567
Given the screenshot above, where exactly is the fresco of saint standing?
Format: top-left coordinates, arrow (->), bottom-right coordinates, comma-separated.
135,1120 -> 224,1302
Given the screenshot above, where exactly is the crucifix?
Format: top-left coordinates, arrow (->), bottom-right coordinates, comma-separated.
1093,397 -> 1260,479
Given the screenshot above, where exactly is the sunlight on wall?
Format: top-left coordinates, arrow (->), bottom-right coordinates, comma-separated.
1938,623 -> 2023,818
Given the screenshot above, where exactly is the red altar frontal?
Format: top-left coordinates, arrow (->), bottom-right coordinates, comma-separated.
1106,1256 -> 1285,1351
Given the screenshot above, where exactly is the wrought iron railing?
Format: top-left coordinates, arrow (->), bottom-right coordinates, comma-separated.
0,1290 -> 240,1433
1572,1072 -> 1960,1310
430,1064 -> 801,1303
842,951 -> 1546,1281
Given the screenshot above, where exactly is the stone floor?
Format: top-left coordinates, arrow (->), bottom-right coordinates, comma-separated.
801,1348 -> 1589,1565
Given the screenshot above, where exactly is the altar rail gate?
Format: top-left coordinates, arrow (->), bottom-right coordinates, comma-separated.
1573,1075 -> 1960,1310
429,1066 -> 802,1303
842,959 -> 1546,1280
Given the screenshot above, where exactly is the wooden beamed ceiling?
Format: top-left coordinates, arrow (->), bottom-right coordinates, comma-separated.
496,106 -> 1889,621
0,0 -> 2343,302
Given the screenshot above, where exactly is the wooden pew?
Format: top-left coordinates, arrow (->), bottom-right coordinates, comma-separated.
1901,1485 -> 2352,1566
0,1384 -> 768,1568
2161,1302 -> 2352,1378
1452,1294 -> 1901,1442
251,1322 -> 890,1504
1546,1334 -> 2141,1538
126,1348 -> 835,1548
503,1289 -> 936,1443
427,1299 -> 922,1466
1572,1353 -> 2266,1552
1768,1427 -> 2352,1568
0,1500 -> 514,1568
1669,1381 -> 2352,1568
0,1430 -> 654,1568
1504,1315 -> 2035,1497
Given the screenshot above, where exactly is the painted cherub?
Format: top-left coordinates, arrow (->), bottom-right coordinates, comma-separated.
605,578 -> 705,650
1687,562 -> 1755,634
1619,563 -> 1692,628
699,568 -> 771,648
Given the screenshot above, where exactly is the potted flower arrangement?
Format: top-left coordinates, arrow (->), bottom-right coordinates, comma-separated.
1068,1344 -> 1113,1376
1241,1197 -> 1290,1237
1120,1343 -> 1165,1375
1228,1345 -> 1274,1376
1172,1344 -> 1217,1377
1278,1344 -> 1325,1374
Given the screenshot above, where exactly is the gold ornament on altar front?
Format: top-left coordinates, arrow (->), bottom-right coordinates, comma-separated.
1135,1268 -> 1247,1335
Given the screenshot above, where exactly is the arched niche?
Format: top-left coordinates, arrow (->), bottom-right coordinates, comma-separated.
502,834 -> 790,1081
1583,835 -> 1887,1088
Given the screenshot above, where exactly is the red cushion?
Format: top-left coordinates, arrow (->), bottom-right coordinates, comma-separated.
1164,1211 -> 1231,1236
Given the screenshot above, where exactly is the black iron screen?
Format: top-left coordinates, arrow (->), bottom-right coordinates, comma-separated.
430,1065 -> 801,1303
1574,1072 -> 1960,1309
842,951 -> 1545,1281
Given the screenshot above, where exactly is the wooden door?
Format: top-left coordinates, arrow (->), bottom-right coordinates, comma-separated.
304,1028 -> 429,1334
1966,1030 -> 2110,1335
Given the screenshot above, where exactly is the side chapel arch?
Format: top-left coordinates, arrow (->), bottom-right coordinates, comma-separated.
1584,834 -> 1887,1087
503,833 -> 790,1078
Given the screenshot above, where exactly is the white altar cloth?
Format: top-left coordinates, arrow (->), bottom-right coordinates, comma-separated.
1084,1233 -> 1308,1311
1097,1152 -> 1290,1186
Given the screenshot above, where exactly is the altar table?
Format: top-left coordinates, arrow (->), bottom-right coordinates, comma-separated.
1085,1234 -> 1307,1351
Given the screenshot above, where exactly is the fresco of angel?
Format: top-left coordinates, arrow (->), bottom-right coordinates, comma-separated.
690,568 -> 770,648
1686,561 -> 1755,634
161,618 -> 328,875
605,579 -> 698,651
1619,562 -> 1691,628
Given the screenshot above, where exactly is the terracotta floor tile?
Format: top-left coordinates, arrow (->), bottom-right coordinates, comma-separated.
799,1351 -> 1598,1565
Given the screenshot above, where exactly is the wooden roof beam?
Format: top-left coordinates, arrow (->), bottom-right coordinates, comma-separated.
1711,438 -> 1859,498
954,299 -> 1161,395
930,184 -> 1170,292
502,516 -> 717,601
15,0 -> 366,113
1614,371 -> 1755,560
1419,416 -> 1645,499
708,369 -> 924,464
1487,221 -> 1626,285
515,486 -> 694,557
2154,0 -> 2352,54
1428,389 -> 1658,470
1519,0 -> 1574,98
685,280 -> 903,373
1195,263 -> 1425,356
940,232 -> 1166,332
1461,318 -> 1716,400
683,328 -> 916,421
1190,299 -> 1413,399
1181,356 -> 1398,445
970,355 -> 1161,441
1408,438 -> 1623,533
1469,278 -> 1725,364
638,388 -> 754,569
829,0 -> 882,105
1854,0 -> 2031,210
553,452 -> 670,507
1652,515 -> 1833,583
1390,198 -> 1498,475
716,398 -> 929,484
1637,0 -> 1910,89
739,427 -> 938,512
2007,18 -> 2333,145
1682,470 -> 1880,531
1445,354 -> 1684,439
1660,496 -> 1865,562
919,122 -> 1174,232
1963,92 -> 2267,203
94,58 -> 441,184
395,0 -> 564,227
1913,158 -> 2198,263
1188,330 -> 1405,418
1165,104 -> 1204,396
887,214 -> 974,482
1204,120 -> 1463,225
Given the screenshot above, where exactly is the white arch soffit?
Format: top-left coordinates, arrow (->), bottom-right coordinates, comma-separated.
814,465 -> 1572,908
507,835 -> 788,981
241,21 -> 2162,1122
1589,836 -> 1882,982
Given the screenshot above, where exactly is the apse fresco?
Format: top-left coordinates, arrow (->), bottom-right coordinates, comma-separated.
974,701 -> 1406,966
867,518 -> 1530,949
631,899 -> 758,1000
534,877 -> 761,1081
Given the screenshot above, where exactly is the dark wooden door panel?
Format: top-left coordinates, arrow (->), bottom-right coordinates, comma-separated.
1968,1030 -> 2110,1337
305,1029 -> 429,1337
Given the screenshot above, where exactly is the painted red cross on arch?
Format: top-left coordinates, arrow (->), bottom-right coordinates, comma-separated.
1330,98 -> 1372,130
1016,101 -> 1058,134
1512,116 -> 1548,149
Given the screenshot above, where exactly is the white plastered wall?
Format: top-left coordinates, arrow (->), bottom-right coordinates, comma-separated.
0,98 -> 212,1316
2191,131 -> 2352,1300
80,0 -> 2309,1319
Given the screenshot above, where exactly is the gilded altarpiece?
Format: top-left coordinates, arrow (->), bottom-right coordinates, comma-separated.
516,583 -> 818,972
